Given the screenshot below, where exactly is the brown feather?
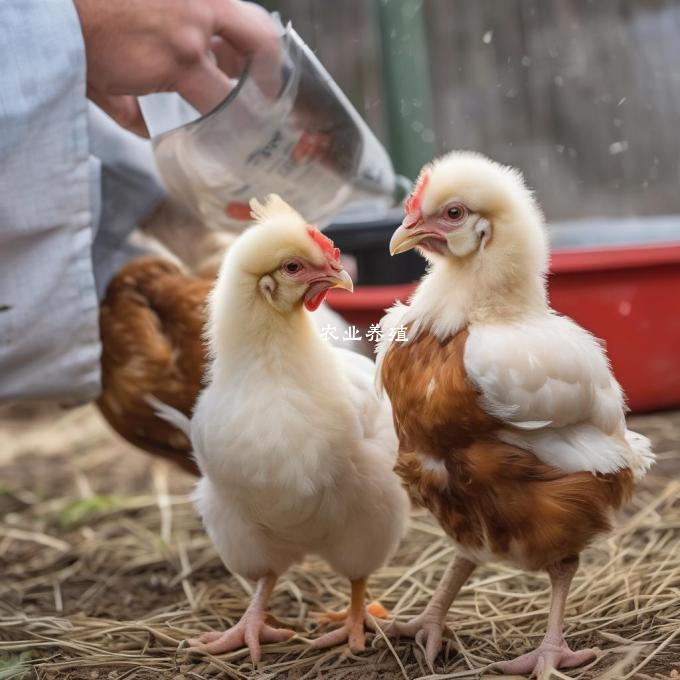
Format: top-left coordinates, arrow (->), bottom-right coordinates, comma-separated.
382,328 -> 634,570
97,257 -> 213,474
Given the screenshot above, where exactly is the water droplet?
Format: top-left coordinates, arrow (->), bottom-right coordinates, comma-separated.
609,141 -> 629,155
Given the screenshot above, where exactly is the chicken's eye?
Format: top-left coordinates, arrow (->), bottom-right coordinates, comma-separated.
446,204 -> 467,221
283,261 -> 302,275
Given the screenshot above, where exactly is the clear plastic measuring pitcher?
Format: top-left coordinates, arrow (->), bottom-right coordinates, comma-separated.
139,20 -> 407,231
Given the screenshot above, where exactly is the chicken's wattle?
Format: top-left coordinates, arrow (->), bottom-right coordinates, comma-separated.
304,289 -> 328,312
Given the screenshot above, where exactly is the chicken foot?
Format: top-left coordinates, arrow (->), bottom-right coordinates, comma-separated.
378,555 -> 476,665
491,556 -> 596,677
311,578 -> 371,653
312,599 -> 388,625
187,574 -> 294,665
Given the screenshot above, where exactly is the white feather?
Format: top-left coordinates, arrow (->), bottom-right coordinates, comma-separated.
313,303 -> 350,349
509,420 -> 553,430
145,394 -> 191,438
465,314 -> 654,478
192,338 -> 408,581
189,216 -> 408,583
375,301 -> 409,390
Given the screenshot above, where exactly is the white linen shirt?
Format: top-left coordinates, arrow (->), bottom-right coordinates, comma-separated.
0,0 -> 165,404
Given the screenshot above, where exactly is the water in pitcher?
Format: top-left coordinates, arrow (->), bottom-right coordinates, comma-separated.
139,21 -> 406,231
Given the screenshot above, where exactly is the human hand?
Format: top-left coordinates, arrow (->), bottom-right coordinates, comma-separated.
73,0 -> 280,136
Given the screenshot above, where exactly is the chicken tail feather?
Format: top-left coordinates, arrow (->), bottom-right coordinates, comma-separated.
145,394 -> 191,438
624,429 -> 655,480
509,420 -> 553,430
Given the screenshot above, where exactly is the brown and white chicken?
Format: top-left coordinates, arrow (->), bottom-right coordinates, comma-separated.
376,151 -> 654,675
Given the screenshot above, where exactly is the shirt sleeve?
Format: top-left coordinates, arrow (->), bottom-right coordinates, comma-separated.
88,103 -> 166,300
0,0 -> 101,403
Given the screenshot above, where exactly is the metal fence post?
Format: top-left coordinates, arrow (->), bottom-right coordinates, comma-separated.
375,0 -> 436,180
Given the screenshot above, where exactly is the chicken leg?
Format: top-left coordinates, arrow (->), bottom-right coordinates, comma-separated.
187,574 -> 294,664
381,555 -> 476,665
311,578 -> 371,653
491,556 -> 596,676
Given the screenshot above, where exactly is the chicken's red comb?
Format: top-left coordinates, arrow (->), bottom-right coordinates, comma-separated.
404,165 -> 432,215
307,226 -> 340,262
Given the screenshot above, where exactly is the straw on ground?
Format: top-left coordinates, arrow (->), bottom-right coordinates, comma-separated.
0,405 -> 678,679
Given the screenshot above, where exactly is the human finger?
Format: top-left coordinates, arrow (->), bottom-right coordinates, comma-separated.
175,56 -> 236,114
210,37 -> 245,77
210,0 -> 282,57
88,88 -> 150,137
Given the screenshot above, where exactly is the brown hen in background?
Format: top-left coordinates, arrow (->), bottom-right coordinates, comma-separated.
97,257 -> 211,474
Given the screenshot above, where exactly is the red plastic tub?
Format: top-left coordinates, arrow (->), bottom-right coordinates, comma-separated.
327,243 -> 680,412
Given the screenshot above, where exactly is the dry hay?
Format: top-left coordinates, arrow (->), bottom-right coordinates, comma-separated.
0,406 -> 679,680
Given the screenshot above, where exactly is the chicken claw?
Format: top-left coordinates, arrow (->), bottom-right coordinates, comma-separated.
377,612 -> 452,666
187,614 -> 293,664
312,600 -> 388,625
187,575 -> 293,665
491,558 -> 596,677
311,578 -> 371,653
414,620 -> 451,665
370,556 -> 476,666
312,616 -> 367,653
490,640 -> 596,678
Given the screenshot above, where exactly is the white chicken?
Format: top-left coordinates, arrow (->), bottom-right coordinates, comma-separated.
157,195 -> 408,663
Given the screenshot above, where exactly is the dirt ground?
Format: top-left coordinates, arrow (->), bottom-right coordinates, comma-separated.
0,404 -> 678,680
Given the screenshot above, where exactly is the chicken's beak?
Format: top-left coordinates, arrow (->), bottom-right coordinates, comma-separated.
328,268 -> 354,292
303,267 -> 353,312
390,221 -> 426,255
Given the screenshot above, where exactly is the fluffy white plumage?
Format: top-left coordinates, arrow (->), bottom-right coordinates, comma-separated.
155,195 -> 408,657
378,151 -> 653,480
192,343 -> 407,581
464,316 -> 653,478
